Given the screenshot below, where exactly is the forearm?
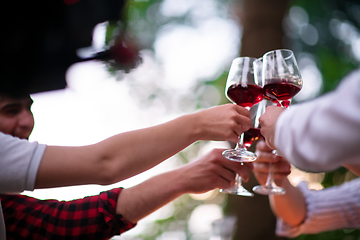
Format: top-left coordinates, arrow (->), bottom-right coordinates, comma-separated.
35,104 -> 247,189
116,169 -> 186,223
35,114 -> 199,188
101,114 -> 200,180
270,179 -> 306,226
115,147 -> 247,223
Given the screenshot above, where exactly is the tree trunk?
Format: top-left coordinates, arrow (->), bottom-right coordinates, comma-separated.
236,0 -> 291,58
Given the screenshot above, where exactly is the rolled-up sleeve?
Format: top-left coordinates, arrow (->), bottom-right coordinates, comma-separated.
1,188 -> 136,239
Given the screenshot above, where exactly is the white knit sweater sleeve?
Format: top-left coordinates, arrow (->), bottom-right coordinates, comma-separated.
276,178 -> 360,237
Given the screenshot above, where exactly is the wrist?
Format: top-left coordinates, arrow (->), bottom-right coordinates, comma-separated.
179,113 -> 203,142
165,168 -> 191,195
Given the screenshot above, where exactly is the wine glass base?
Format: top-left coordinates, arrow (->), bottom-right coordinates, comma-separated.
219,186 -> 254,197
252,185 -> 286,195
222,149 -> 257,162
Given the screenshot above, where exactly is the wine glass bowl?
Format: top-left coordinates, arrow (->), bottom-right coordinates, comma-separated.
226,84 -> 264,109
262,49 -> 303,107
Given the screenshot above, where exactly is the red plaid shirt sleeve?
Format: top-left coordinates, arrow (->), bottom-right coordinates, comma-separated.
0,188 -> 136,240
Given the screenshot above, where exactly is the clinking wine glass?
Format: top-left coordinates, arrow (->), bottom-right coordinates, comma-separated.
222,57 -> 263,162
263,49 -> 302,157
252,49 -> 303,195
262,49 -> 302,108
220,57 -> 263,196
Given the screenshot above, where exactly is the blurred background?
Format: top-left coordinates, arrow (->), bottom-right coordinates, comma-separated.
8,0 -> 360,239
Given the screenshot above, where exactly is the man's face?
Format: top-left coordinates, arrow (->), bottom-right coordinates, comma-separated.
0,95 -> 34,140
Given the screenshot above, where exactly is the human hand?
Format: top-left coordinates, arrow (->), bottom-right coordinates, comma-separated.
191,104 -> 251,144
253,140 -> 291,186
175,148 -> 253,194
259,106 -> 285,149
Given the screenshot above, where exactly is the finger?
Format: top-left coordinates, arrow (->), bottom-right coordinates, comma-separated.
234,115 -> 251,134
272,161 -> 291,173
217,176 -> 235,189
234,105 -> 251,118
242,162 -> 254,170
222,161 -> 251,182
273,172 -> 291,180
218,164 -> 237,183
230,162 -> 252,182
253,162 -> 271,175
229,131 -> 240,144
237,166 -> 251,182
256,140 -> 273,152
254,162 -> 291,177
222,168 -> 237,183
255,150 -> 278,163
264,137 -> 275,150
253,172 -> 269,183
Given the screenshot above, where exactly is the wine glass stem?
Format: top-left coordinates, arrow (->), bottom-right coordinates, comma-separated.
234,133 -> 246,151
265,162 -> 274,187
234,106 -> 250,151
273,100 -> 288,157
235,173 -> 242,188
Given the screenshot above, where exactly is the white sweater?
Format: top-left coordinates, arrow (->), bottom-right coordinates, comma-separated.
275,69 -> 360,172
276,178 -> 360,237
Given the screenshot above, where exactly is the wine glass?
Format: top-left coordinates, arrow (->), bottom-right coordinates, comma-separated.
222,57 -> 263,162
252,49 -> 302,195
262,49 -> 302,108
220,57 -> 263,196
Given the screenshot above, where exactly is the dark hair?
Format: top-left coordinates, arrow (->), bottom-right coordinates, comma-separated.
2,0 -> 128,95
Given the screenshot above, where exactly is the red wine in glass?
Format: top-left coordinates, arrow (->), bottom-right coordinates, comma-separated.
263,80 -> 301,102
243,128 -> 263,149
227,84 -> 264,108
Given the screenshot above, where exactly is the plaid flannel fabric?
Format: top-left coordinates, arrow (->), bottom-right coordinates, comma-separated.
0,188 -> 136,240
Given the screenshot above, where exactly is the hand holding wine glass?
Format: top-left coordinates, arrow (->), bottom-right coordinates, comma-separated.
252,140 -> 291,188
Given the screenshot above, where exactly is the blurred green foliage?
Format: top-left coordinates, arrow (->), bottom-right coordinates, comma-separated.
291,0 -> 359,93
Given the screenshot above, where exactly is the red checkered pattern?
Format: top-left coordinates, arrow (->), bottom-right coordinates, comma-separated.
0,188 -> 136,240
